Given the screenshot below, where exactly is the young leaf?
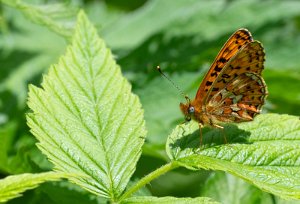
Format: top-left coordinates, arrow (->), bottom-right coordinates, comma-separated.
166,114 -> 300,199
27,11 -> 146,201
0,172 -> 66,203
123,196 -> 220,204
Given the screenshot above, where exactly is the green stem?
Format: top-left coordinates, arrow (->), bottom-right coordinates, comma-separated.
118,161 -> 179,202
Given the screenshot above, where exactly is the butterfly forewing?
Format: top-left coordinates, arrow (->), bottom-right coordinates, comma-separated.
195,29 -> 253,104
204,41 -> 265,104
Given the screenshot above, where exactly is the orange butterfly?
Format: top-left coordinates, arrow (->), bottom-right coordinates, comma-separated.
159,28 -> 267,144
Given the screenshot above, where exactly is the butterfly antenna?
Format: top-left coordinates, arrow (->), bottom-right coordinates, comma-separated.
156,66 -> 190,102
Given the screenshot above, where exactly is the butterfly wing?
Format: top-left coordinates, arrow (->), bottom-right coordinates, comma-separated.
207,72 -> 267,123
205,41 -> 267,123
195,28 -> 253,105
204,41 -> 265,104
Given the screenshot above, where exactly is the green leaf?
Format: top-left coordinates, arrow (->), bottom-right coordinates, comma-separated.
103,0 -> 221,50
123,196 -> 220,204
104,0 -> 300,51
27,11 -> 146,201
164,1 -> 300,40
201,172 -> 273,204
166,114 -> 300,199
2,0 -> 77,39
276,197 -> 300,204
0,172 -> 66,203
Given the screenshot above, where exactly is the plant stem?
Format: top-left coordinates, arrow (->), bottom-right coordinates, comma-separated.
118,161 -> 179,202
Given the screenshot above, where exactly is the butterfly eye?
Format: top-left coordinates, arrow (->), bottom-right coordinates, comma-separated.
188,106 -> 195,114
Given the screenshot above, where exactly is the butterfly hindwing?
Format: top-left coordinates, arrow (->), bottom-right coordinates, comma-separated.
207,72 -> 267,123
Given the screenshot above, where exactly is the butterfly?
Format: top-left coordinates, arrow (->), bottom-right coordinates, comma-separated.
179,28 -> 268,144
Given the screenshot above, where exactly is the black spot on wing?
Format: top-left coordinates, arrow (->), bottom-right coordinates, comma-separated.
211,72 -> 218,77
206,81 -> 213,86
219,58 -> 227,63
222,74 -> 230,78
214,66 -> 222,72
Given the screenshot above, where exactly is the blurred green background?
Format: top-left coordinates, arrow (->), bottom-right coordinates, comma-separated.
1,0 -> 300,203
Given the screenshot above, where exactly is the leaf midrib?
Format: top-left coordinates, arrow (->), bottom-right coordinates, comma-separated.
54,44 -> 118,197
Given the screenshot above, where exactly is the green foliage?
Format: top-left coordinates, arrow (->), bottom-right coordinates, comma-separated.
201,172 -> 273,204
1,0 -> 300,203
1,0 -> 77,38
166,114 -> 300,199
27,11 -> 146,200
0,172 -> 66,202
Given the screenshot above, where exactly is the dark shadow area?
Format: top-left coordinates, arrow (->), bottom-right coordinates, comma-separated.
170,124 -> 252,151
117,32 -> 231,74
0,51 -> 37,82
104,0 -> 148,11
134,154 -> 212,197
150,167 -> 211,198
0,68 -> 48,174
0,90 -> 19,117
115,31 -> 239,92
115,22 -> 294,91
116,21 -> 289,76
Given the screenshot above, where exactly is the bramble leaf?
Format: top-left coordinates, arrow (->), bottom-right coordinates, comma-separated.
27,11 -> 146,200
166,114 -> 300,199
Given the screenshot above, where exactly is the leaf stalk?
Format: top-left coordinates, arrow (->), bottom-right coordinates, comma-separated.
118,161 -> 179,202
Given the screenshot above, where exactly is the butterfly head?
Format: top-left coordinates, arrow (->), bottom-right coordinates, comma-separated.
180,96 -> 195,122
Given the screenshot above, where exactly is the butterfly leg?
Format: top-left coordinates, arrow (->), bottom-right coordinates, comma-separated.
212,124 -> 227,144
199,123 -> 204,146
